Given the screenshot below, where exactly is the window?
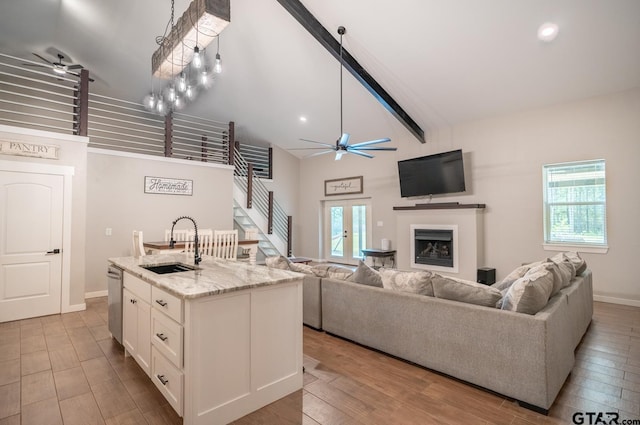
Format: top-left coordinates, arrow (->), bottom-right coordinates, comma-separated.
543,159 -> 607,250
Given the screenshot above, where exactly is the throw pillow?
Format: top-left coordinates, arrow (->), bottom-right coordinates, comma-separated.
289,262 -> 314,274
311,264 -> 353,279
492,259 -> 547,293
501,268 -> 555,315
527,262 -> 563,297
562,251 -> 587,276
347,260 -> 383,287
265,255 -> 292,270
550,253 -> 576,288
379,268 -> 434,296
432,274 -> 502,308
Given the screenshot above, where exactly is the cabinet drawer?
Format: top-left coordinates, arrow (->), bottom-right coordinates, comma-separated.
151,309 -> 183,368
124,273 -> 151,303
151,346 -> 183,417
152,286 -> 183,323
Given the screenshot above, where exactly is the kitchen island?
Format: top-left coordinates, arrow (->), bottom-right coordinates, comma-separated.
108,254 -> 304,425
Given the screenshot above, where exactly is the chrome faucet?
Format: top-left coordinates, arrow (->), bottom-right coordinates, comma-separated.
170,216 -> 201,266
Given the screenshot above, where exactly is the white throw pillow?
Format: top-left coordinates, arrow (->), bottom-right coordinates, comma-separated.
265,255 -> 291,270
379,268 -> 434,296
501,268 -> 555,315
550,253 -> 576,288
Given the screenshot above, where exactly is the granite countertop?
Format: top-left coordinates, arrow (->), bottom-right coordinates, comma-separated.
108,254 -> 304,299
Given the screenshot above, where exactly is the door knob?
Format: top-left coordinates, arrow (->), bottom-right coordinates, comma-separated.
46,249 -> 61,255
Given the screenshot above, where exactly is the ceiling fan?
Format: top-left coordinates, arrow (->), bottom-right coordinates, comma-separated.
293,26 -> 397,160
24,52 -> 93,81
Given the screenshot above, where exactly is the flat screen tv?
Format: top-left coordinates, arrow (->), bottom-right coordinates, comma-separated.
397,149 -> 466,197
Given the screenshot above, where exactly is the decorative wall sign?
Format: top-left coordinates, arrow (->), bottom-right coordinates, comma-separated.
0,139 -> 59,159
144,176 -> 193,195
324,176 -> 363,196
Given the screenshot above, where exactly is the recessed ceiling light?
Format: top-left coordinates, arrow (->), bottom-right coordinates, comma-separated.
538,22 -> 559,42
299,116 -> 308,123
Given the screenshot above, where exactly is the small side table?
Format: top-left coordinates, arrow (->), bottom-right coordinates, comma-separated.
361,249 -> 396,269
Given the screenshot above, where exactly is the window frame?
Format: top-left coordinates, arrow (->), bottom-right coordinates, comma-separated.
542,159 -> 608,254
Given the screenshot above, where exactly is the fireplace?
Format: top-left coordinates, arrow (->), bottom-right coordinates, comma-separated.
410,224 -> 459,273
414,229 -> 453,267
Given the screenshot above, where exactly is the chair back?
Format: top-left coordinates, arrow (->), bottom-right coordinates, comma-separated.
212,230 -> 238,260
185,229 -> 213,256
132,230 -> 146,257
164,229 -> 190,242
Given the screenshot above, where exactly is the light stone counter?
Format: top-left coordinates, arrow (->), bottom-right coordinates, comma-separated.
109,254 -> 303,299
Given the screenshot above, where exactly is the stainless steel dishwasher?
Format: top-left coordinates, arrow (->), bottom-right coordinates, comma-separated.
107,265 -> 123,344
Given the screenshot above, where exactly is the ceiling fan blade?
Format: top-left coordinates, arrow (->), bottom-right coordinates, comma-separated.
349,138 -> 392,148
66,70 -> 95,82
67,64 -> 84,70
289,147 -> 337,150
304,150 -> 335,158
335,151 -> 345,161
338,133 -> 350,147
346,150 -> 375,159
22,63 -> 49,68
32,53 -> 54,65
350,146 -> 398,152
299,138 -> 336,148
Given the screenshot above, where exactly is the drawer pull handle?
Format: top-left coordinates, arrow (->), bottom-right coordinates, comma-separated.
155,299 -> 168,307
156,333 -> 168,341
130,299 -> 137,304
157,374 -> 169,385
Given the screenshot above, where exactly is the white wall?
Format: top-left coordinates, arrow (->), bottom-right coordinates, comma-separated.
296,88 -> 640,303
85,149 -> 234,294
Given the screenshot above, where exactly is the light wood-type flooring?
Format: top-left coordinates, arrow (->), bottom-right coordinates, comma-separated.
0,299 -> 638,424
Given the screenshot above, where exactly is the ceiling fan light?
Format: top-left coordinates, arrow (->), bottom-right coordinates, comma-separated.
52,65 -> 66,75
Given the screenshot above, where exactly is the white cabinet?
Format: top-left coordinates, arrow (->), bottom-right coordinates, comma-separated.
123,273 -> 152,376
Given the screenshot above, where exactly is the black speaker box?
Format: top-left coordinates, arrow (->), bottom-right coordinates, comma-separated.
477,267 -> 496,285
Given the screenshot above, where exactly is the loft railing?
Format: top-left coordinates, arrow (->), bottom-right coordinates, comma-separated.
234,148 -> 292,255
0,53 -> 79,133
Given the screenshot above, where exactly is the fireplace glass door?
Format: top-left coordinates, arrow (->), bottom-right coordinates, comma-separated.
324,199 -> 371,265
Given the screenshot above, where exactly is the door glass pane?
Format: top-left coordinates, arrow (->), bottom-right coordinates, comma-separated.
352,205 -> 367,258
330,206 -> 344,257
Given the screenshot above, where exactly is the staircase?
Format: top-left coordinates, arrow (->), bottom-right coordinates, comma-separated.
232,149 -> 291,262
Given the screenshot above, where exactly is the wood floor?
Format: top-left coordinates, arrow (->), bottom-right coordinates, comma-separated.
0,300 -> 638,424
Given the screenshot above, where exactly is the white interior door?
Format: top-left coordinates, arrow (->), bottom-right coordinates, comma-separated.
324,199 -> 372,265
0,171 -> 64,322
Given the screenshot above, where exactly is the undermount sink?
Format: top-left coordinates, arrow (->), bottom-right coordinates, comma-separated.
141,263 -> 197,274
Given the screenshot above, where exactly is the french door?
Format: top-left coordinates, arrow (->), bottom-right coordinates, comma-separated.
324,199 -> 372,265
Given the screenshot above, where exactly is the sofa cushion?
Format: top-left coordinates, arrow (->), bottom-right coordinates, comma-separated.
432,274 -> 503,307
501,268 -> 555,315
347,260 -> 383,287
265,255 -> 291,270
379,268 -> 434,296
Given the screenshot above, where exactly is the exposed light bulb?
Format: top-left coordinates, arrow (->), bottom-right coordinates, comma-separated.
174,96 -> 184,110
214,53 -> 222,74
176,73 -> 187,92
200,69 -> 210,86
192,46 -> 202,69
156,96 -> 165,114
166,85 -> 176,102
185,85 -> 196,100
143,93 -> 156,111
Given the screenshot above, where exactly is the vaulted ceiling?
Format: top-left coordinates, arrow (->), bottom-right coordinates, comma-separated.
1,0 -> 639,156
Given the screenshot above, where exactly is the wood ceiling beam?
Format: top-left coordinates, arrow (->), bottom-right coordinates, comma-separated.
276,0 -> 425,143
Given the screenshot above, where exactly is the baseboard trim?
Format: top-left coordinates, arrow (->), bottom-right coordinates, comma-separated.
63,303 -> 86,313
594,295 -> 640,308
85,290 -> 108,299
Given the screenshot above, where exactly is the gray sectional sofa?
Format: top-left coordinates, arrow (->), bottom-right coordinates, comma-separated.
268,254 -> 593,413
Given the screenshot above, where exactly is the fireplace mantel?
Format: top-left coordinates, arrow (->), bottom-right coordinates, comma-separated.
393,202 -> 485,211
